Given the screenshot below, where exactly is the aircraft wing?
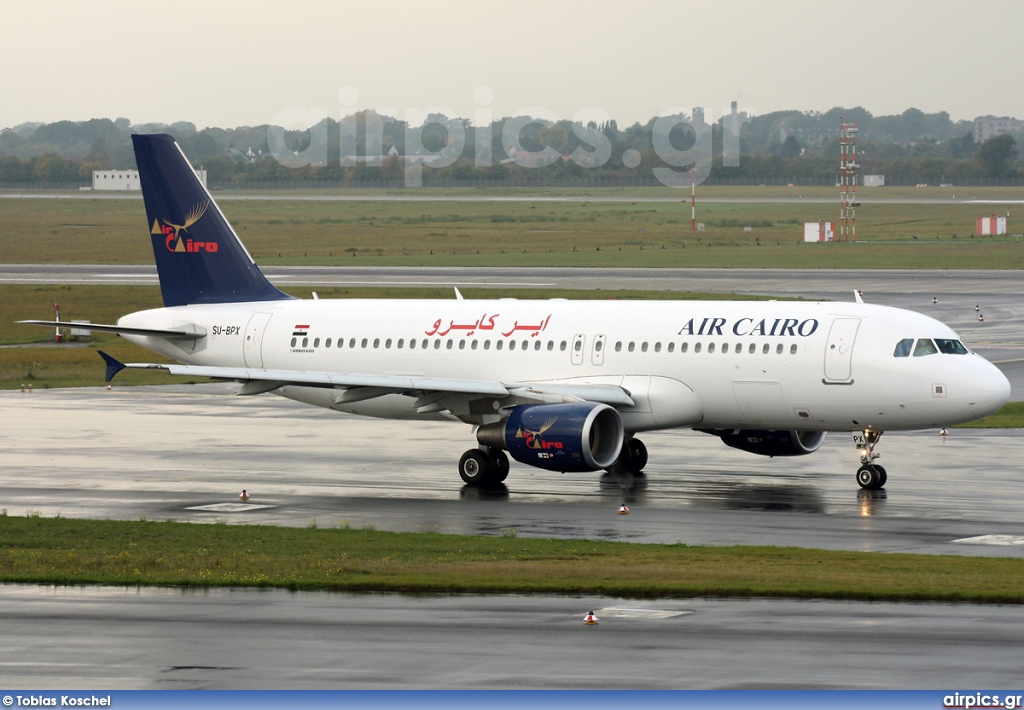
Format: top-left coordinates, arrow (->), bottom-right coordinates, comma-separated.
97,352 -> 635,407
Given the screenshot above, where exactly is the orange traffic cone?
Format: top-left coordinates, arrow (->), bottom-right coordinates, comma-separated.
618,504 -> 629,515
584,611 -> 599,625
239,489 -> 249,501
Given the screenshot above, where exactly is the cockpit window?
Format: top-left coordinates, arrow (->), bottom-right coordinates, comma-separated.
935,338 -> 969,355
893,338 -> 914,357
913,339 -> 939,357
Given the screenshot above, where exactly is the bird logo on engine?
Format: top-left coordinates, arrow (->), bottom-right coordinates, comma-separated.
516,418 -> 562,449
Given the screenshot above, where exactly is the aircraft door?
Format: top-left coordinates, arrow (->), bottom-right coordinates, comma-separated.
823,317 -> 860,383
591,334 -> 606,365
243,312 -> 273,368
571,334 -> 586,365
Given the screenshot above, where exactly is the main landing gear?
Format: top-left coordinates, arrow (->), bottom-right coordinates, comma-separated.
458,447 -> 510,486
608,437 -> 648,476
854,430 -> 887,490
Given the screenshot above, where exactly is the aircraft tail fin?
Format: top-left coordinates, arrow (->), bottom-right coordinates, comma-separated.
131,133 -> 293,307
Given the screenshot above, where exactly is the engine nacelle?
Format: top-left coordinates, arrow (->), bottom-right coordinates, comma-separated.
476,402 -> 624,472
702,429 -> 827,457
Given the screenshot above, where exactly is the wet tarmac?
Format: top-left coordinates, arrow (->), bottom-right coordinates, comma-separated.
2,385 -> 1023,558
3,587 -> 1023,689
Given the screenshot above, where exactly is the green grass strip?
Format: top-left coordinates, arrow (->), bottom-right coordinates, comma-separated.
2,517 -> 1022,603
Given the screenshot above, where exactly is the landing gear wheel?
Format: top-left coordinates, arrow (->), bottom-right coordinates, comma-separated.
459,450 -> 491,485
874,464 -> 887,488
489,449 -> 510,483
627,438 -> 648,474
856,464 -> 885,490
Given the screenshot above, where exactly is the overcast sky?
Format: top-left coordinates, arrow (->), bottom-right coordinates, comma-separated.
2,0 -> 1021,130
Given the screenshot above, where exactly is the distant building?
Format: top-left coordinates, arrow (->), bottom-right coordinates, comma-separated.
976,215 -> 1007,236
974,116 -> 1023,143
92,169 -> 206,190
863,175 -> 885,187
804,221 -> 835,242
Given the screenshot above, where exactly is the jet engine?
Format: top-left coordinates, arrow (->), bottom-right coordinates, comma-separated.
701,429 -> 827,457
476,402 -> 624,472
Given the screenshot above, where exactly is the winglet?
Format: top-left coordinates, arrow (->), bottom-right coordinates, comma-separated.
98,351 -> 127,382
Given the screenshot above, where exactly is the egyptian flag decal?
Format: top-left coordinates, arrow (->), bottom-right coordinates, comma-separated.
293,324 -> 310,336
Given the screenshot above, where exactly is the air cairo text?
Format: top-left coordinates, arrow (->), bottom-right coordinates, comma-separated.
678,317 -> 819,338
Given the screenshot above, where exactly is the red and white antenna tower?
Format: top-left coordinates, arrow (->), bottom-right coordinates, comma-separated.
839,119 -> 858,241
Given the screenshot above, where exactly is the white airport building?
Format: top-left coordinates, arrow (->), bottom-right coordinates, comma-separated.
92,169 -> 207,190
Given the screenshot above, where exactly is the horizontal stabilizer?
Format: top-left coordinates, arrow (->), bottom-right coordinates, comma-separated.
18,320 -> 205,340
97,351 -> 127,382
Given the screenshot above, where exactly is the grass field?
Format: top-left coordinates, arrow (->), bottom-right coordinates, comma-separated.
2,187 -> 1023,268
3,515 -> 1023,603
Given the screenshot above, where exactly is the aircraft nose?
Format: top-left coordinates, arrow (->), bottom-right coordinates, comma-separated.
966,360 -> 1012,417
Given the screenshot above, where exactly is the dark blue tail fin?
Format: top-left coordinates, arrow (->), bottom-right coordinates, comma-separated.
132,133 -> 294,307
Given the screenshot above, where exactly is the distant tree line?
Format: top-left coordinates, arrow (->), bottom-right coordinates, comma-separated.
1,107 -> 1021,186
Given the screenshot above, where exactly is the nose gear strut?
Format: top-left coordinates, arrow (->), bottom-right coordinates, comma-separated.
853,429 -> 887,490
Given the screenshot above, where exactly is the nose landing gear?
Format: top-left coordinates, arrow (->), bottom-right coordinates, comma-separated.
853,430 -> 887,490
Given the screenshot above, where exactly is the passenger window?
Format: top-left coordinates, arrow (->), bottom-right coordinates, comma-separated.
385,338 -> 392,349
409,339 -> 416,349
421,339 -> 428,349
748,343 -> 755,354
628,342 -> 635,352
893,338 -> 914,357
595,340 -> 604,352
351,338 -> 357,348
641,342 -> 648,352
667,342 -> 675,353
536,340 -> 543,351
458,340 -> 465,350
433,340 -> 441,349
615,341 -> 622,352
302,337 -> 308,348
560,341 -> 567,351
397,338 -> 404,348
373,338 -> 380,349
574,340 -> 582,352
762,343 -> 769,354
510,340 -> 517,351
484,340 -> 491,350
708,343 -> 716,353
522,340 -> 528,351
914,339 -> 938,357
680,342 -> 688,353
314,338 -> 320,348
471,340 -> 478,350
790,344 -> 798,354
496,341 -> 504,350
694,343 -> 702,353
721,343 -> 729,354
290,337 -> 296,347
935,339 -> 969,355
548,341 -> 554,351
446,339 -> 453,350
325,338 -> 332,348
776,343 -> 783,354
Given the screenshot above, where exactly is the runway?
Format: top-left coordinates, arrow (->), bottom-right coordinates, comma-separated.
3,385 -> 1024,556
4,587 -> 1023,689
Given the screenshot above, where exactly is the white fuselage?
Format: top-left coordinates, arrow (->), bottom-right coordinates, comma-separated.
118,296 -> 1009,433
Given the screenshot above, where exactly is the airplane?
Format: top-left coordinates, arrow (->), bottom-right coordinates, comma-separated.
20,134 -> 1012,491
